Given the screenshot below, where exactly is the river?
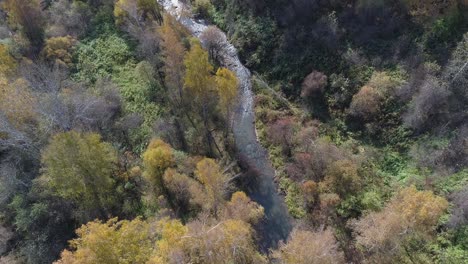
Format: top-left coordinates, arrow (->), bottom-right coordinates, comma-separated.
160,0 -> 292,250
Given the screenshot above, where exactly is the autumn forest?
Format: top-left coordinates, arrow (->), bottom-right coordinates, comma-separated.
0,0 -> 467,263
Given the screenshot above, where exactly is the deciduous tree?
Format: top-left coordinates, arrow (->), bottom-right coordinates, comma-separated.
268,117 -> 296,157
159,16 -> 186,102
39,131 -> 117,218
200,26 -> 226,62
348,85 -> 383,120
352,186 -> 448,262
193,158 -> 229,214
301,71 -> 327,98
223,191 -> 264,224
41,36 -> 77,67
321,159 -> 362,198
3,0 -> 45,51
114,0 -> 162,25
272,228 -> 345,264
183,40 -> 219,156
183,219 -> 266,264
0,44 -> 16,76
46,0 -> 92,38
0,76 -> 37,129
215,67 -> 238,117
184,40 -> 215,100
143,139 -> 175,194
402,0 -> 458,23
55,218 -> 152,264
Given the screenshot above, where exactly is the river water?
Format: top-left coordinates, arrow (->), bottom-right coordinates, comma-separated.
160,0 -> 292,250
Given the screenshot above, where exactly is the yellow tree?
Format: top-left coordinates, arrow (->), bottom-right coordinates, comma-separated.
183,219 -> 267,264
42,36 -> 77,67
184,40 -> 219,155
142,139 -> 175,194
352,186 -> 448,263
0,44 -> 16,76
150,218 -> 266,264
149,218 -> 188,264
39,131 -> 117,218
159,16 -> 186,103
55,218 -> 153,264
158,15 -> 190,151
193,158 -> 229,214
223,191 -> 264,224
0,76 -> 37,128
184,40 -> 215,100
348,85 -> 383,120
215,67 -> 238,117
272,228 -> 345,264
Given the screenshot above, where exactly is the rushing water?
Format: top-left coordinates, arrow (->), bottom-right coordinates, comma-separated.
160,0 -> 292,250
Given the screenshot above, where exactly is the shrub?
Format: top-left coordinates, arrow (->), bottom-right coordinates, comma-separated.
301,71 -> 327,98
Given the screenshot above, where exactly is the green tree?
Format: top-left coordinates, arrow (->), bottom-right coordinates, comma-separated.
321,159 -> 362,198
39,131 -> 117,218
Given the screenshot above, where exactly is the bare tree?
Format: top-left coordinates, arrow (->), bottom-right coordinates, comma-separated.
46,0 -> 92,38
403,76 -> 450,132
448,186 -> 468,229
200,26 -> 227,62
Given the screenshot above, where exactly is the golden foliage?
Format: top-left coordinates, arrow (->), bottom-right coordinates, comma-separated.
302,180 -> 318,205
349,71 -> 403,120
54,218 -> 152,264
349,85 -> 383,119
352,186 -> 448,262
42,36 -> 77,66
0,76 -> 37,128
272,228 -> 345,264
149,218 -> 188,264
163,168 -> 204,209
223,191 -> 264,224
159,16 -> 186,100
0,44 -> 16,76
194,158 -> 229,213
143,139 -> 175,192
183,40 -> 215,100
3,0 -> 44,47
215,67 -> 238,114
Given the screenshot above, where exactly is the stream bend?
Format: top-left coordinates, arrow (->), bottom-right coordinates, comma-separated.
160,0 -> 292,250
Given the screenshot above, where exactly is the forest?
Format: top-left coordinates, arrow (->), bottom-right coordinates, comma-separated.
0,0 -> 467,263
